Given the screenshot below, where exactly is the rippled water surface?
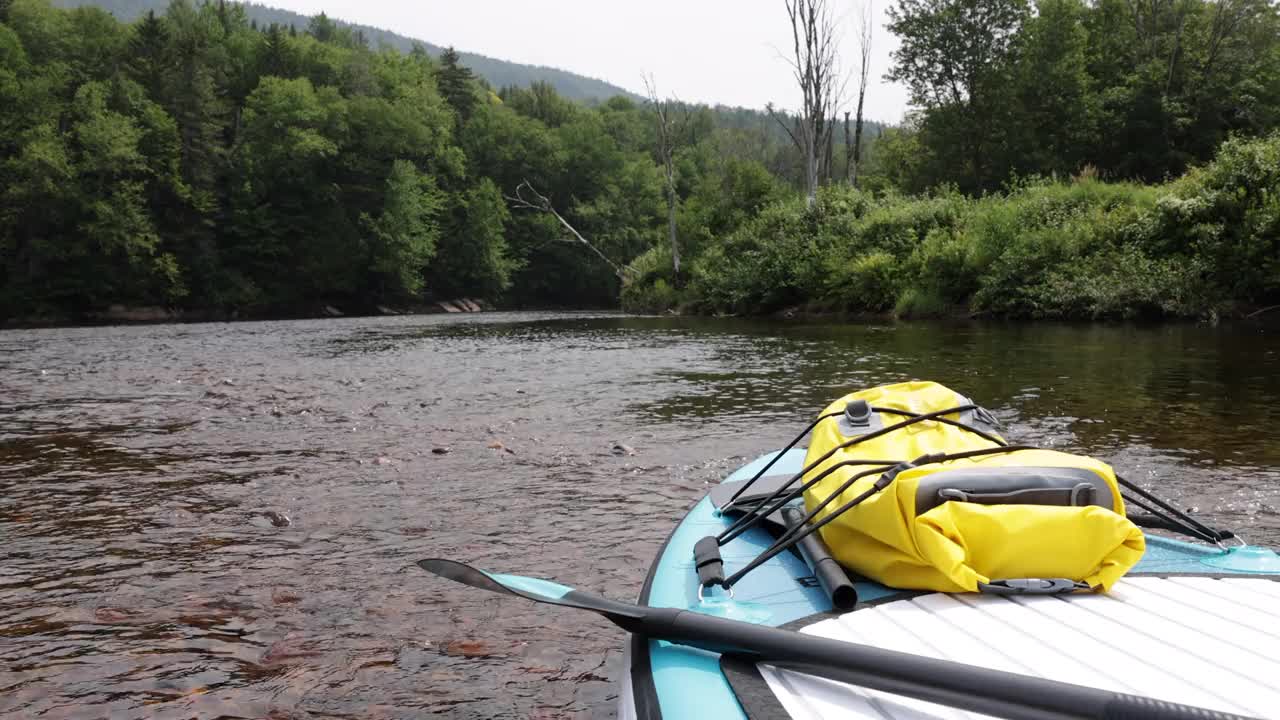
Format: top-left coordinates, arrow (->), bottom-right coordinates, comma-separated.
3,313 -> 1280,718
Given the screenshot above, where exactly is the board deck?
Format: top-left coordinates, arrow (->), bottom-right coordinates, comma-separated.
763,577 -> 1280,719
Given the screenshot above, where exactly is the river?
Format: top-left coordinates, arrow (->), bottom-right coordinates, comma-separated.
2,312 -> 1279,718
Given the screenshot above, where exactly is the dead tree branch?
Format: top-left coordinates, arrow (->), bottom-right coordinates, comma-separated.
643,74 -> 691,282
506,181 -> 628,279
849,0 -> 873,186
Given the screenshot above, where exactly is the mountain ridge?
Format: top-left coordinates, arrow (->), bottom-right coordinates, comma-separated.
52,0 -> 646,102
51,0 -> 889,140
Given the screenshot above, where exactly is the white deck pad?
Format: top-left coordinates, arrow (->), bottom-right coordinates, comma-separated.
759,577 -> 1280,719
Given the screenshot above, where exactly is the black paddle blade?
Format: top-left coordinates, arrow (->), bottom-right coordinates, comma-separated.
417,559 -> 530,597
416,559 -> 645,623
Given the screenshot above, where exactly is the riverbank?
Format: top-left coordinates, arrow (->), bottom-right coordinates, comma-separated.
1,298 -> 493,330
623,134 -> 1280,322
757,302 -> 1280,325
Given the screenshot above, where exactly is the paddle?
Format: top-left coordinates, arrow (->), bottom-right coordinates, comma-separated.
418,559 -> 1256,720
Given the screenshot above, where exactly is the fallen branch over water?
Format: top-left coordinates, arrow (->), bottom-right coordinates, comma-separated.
506,181 -> 630,279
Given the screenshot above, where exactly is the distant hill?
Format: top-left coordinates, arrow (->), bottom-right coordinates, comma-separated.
52,0 -> 643,103
52,0 -> 891,138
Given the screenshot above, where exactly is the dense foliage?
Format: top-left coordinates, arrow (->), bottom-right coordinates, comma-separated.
0,0 -> 817,320
655,133 -> 1280,319
880,0 -> 1280,193
3,0 -> 1279,323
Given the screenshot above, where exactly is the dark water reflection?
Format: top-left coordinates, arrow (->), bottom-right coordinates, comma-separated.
2,313 -> 1278,718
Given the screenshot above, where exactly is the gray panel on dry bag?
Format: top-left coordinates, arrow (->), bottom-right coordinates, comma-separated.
914,466 -> 1116,516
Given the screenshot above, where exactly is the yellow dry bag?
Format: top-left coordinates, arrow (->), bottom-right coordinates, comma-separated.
802,381 -> 1145,593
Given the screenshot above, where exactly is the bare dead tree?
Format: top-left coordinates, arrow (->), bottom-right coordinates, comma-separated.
825,116 -> 835,182
848,0 -> 873,186
769,0 -> 846,207
843,111 -> 851,182
505,181 -> 628,279
642,74 -> 693,283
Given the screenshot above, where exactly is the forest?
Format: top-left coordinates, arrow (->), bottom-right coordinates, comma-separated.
2,0 -> 1279,323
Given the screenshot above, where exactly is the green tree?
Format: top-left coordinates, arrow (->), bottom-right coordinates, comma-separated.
64,5 -> 128,86
153,0 -> 228,302
1,123 -> 76,315
1008,0 -> 1095,177
306,11 -> 336,43
70,81 -> 181,306
429,179 -> 516,298
126,10 -> 170,98
259,23 -> 293,77
227,75 -> 344,307
2,78 -> 184,315
886,0 -> 1030,191
2,0 -> 68,75
10,0 -> 1279,325
503,80 -> 578,128
436,46 -> 477,122
0,23 -> 29,156
363,159 -> 443,298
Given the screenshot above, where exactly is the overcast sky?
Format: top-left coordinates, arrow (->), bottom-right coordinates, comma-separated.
261,0 -> 912,124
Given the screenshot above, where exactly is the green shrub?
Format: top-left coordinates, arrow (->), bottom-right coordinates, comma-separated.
823,250 -> 902,312
687,195 -> 824,314
1035,245 -> 1216,319
894,287 -> 950,317
836,189 -> 967,259
901,227 -> 979,307
1144,133 -> 1280,302
677,134 -> 1280,319
620,245 -> 680,313
621,277 -> 680,314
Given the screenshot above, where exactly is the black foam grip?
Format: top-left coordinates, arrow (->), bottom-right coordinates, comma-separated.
693,535 -> 725,587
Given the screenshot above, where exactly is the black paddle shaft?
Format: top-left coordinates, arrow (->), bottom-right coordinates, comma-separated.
648,605 -> 1244,720
417,559 -> 1256,720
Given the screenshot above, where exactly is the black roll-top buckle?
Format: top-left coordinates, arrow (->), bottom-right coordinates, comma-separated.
978,578 -> 1090,595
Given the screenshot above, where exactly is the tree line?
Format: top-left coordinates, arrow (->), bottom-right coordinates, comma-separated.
2,0 -> 1279,323
879,0 -> 1280,193
0,0 -> 813,320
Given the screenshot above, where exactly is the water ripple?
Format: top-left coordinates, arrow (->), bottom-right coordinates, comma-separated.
2,313 -> 1278,718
